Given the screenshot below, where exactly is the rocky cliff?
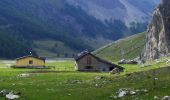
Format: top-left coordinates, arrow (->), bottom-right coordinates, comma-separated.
143,0 -> 170,60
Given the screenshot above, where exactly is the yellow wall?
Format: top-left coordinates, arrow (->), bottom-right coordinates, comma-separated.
16,57 -> 45,67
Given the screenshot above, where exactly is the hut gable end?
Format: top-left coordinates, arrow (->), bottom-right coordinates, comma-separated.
15,55 -> 45,68
75,51 -> 124,72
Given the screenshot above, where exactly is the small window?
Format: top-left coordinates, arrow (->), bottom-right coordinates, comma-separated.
29,60 -> 33,64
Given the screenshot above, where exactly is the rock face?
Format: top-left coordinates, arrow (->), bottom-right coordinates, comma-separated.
143,0 -> 170,60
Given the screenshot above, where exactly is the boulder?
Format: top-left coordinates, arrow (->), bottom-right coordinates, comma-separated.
154,96 -> 159,100
162,96 -> 170,100
0,89 -> 9,97
118,59 -> 126,64
118,59 -> 138,64
113,88 -> 149,98
70,80 -> 82,84
126,60 -> 138,64
6,92 -> 20,100
118,90 -> 127,97
95,76 -> 105,80
18,73 -> 30,78
110,68 -> 120,74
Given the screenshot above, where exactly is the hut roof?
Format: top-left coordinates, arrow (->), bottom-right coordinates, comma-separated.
74,51 -> 90,61
16,55 -> 45,61
74,51 -> 124,70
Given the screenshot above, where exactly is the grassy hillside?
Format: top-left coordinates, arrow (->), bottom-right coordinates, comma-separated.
34,40 -> 78,57
94,32 -> 146,62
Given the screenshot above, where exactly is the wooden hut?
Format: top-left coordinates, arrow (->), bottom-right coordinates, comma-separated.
74,51 -> 124,72
15,55 -> 45,68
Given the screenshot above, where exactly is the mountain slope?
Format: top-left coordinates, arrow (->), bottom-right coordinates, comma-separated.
0,32 -> 32,59
94,32 -> 146,62
0,0 -> 159,58
66,0 -> 160,26
0,0 -> 110,57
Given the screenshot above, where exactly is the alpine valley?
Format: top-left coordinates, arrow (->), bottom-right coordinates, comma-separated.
0,0 -> 160,58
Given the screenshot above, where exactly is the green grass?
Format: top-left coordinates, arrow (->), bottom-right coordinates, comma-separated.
46,60 -> 75,71
0,60 -> 5,68
122,61 -> 168,74
0,59 -> 170,100
94,32 -> 146,62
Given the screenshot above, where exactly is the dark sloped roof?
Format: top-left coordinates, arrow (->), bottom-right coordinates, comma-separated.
74,51 -> 90,61
74,51 -> 124,70
16,55 -> 45,61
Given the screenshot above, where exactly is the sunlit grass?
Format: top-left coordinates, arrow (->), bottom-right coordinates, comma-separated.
0,60 -> 6,68
94,32 -> 146,62
46,60 -> 75,71
0,59 -> 170,100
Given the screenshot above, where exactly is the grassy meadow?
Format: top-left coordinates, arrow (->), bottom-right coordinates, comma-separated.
46,60 -> 75,71
0,61 -> 5,68
0,58 -> 170,100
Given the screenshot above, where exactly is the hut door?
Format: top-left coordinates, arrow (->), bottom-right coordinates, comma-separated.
86,57 -> 92,65
85,66 -> 93,70
109,67 -> 114,71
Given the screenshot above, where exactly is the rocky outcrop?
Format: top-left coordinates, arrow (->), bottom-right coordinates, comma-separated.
143,0 -> 170,60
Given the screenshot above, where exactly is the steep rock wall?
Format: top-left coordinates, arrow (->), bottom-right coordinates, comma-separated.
143,0 -> 170,60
